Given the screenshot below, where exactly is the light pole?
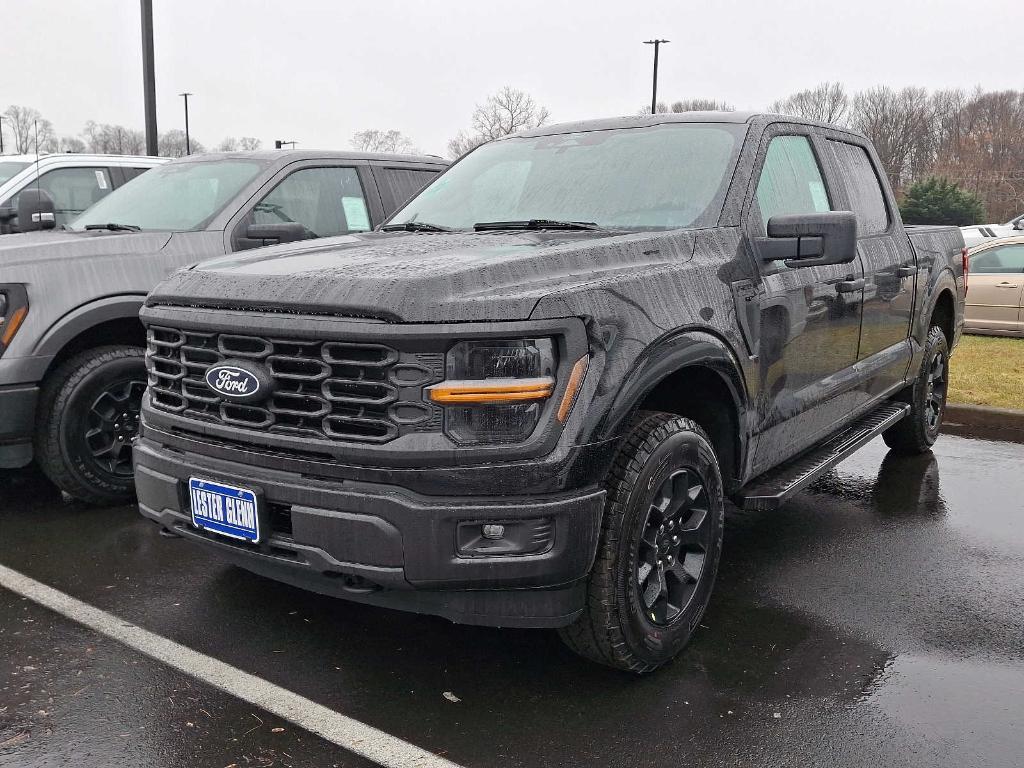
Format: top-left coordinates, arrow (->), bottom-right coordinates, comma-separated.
643,39 -> 670,115
0,115 -> 4,154
140,0 -> 158,155
179,92 -> 193,155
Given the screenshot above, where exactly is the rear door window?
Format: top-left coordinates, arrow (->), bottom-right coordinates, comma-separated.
754,136 -> 831,231
375,168 -> 441,214
826,141 -> 890,235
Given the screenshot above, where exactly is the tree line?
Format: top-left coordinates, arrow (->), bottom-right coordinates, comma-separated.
0,104 -> 261,158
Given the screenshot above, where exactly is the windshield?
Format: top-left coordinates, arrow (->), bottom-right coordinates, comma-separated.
0,161 -> 30,186
69,158 -> 266,231
390,123 -> 745,231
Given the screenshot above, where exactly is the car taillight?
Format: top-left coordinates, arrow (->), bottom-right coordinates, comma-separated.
962,247 -> 969,295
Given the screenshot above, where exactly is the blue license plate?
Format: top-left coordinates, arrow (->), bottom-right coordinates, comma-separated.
188,478 -> 261,542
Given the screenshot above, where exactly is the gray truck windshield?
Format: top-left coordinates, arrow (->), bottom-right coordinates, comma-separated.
70,159 -> 266,232
0,161 -> 30,186
390,123 -> 745,232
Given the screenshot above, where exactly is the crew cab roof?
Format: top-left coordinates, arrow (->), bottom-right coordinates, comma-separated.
511,111 -> 868,140
168,149 -> 447,165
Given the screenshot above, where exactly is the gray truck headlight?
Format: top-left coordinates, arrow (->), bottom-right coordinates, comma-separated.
0,285 -> 29,357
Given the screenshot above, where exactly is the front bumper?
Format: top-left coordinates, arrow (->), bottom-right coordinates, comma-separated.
0,383 -> 38,468
133,435 -> 607,628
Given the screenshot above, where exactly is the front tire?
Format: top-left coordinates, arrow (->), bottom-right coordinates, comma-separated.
34,346 -> 146,505
883,326 -> 950,454
559,411 -> 725,673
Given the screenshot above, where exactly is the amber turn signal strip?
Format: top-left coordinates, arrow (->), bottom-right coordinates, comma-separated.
428,376 -> 556,405
556,355 -> 589,423
0,306 -> 28,347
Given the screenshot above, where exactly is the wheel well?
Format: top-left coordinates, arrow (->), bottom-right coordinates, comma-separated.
635,366 -> 741,492
931,290 -> 955,347
45,317 -> 146,377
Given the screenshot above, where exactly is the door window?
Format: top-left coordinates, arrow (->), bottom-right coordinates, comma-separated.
755,136 -> 831,231
38,167 -> 113,227
248,167 -> 370,237
376,168 -> 441,213
970,245 -> 1024,274
827,141 -> 889,235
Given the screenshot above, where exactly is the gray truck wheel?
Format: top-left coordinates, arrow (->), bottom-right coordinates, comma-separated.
883,326 -> 949,454
34,346 -> 146,506
559,411 -> 725,673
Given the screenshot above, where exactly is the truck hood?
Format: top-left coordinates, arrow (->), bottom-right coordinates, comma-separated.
0,229 -> 173,268
147,230 -> 697,323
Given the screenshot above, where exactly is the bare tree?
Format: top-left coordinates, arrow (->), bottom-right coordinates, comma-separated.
640,99 -> 734,115
351,129 -> 416,153
159,129 -> 205,158
218,136 -> 263,152
769,82 -> 849,124
470,86 -> 549,141
850,86 -> 931,192
58,136 -> 87,153
446,131 -> 485,159
446,86 -> 549,159
83,121 -> 146,155
3,105 -> 55,154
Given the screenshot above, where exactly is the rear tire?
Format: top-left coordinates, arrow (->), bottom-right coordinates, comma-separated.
34,346 -> 146,506
559,411 -> 725,673
882,326 -> 949,455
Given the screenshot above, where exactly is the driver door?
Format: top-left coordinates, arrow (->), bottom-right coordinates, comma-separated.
232,165 -> 373,251
744,129 -> 865,474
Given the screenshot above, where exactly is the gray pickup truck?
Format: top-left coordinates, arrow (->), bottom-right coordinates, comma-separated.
0,150 -> 446,502
132,113 -> 966,672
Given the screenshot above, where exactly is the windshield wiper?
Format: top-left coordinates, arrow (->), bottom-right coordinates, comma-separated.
84,222 -> 141,232
380,221 -> 451,232
473,219 -> 603,232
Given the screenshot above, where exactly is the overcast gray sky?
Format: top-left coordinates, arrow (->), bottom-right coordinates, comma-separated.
0,0 -> 1015,156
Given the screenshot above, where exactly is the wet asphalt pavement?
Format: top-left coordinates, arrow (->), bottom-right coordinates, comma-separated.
1,432 -> 1023,768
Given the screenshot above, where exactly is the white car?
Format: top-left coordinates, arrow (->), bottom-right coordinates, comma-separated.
0,153 -> 166,233
960,213 -> 1024,248
965,236 -> 1024,337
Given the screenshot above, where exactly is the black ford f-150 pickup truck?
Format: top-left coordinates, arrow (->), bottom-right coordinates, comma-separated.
133,113 -> 966,672
0,150 -> 446,503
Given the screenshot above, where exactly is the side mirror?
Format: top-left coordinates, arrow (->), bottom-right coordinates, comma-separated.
758,211 -> 857,268
17,189 -> 57,232
1013,219 -> 1024,231
242,222 -> 310,249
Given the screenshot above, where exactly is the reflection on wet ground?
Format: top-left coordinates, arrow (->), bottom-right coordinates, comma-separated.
1,433 -> 1023,767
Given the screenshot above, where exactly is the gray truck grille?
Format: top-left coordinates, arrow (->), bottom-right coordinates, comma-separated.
145,326 -> 441,444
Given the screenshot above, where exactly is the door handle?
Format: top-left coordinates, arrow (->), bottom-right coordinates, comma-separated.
836,278 -> 865,294
897,266 -> 917,277
996,282 -> 1019,288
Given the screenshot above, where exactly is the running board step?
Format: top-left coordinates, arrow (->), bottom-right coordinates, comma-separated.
734,402 -> 910,511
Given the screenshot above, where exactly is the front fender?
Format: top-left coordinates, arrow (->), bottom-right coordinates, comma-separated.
33,294 -> 146,358
598,327 -> 751,443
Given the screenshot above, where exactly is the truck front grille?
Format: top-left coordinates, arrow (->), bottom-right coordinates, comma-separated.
146,326 -> 443,444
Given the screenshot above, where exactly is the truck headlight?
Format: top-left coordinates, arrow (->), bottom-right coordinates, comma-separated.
0,285 -> 29,358
427,338 -> 557,444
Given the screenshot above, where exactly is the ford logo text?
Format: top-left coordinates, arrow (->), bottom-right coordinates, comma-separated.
205,363 -> 270,403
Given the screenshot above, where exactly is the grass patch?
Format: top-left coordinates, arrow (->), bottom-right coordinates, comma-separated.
949,334 -> 1024,410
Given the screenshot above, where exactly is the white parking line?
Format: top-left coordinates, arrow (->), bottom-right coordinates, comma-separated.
0,564 -> 463,768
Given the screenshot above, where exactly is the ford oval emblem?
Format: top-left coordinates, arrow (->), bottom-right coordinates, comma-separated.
205,361 -> 273,403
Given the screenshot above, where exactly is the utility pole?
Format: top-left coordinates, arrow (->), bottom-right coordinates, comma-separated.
179,92 -> 193,155
643,39 -> 670,115
141,0 -> 158,155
